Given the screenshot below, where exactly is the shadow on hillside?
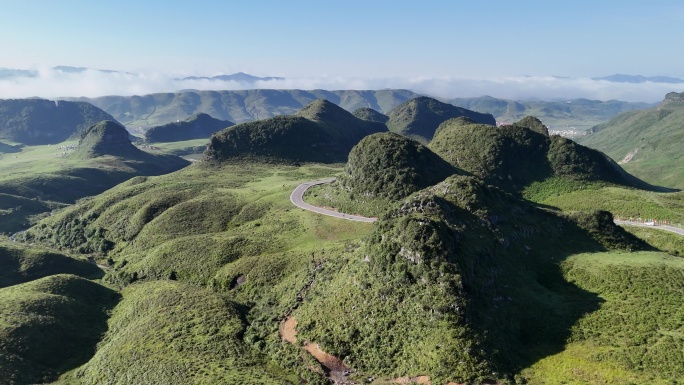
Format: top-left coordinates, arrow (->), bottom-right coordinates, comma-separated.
0,142 -> 22,153
462,212 -> 615,380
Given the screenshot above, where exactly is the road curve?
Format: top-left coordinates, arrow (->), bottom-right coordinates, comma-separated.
614,220 -> 684,236
290,178 -> 377,223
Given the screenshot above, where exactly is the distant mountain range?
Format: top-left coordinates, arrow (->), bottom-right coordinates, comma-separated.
592,74 -> 684,83
178,72 -> 284,82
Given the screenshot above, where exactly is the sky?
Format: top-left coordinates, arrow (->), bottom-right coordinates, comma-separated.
1,0 -> 684,101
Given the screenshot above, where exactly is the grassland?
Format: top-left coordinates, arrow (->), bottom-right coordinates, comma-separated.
0,138 -> 188,234
522,251 -> 684,384
3,135 -> 684,384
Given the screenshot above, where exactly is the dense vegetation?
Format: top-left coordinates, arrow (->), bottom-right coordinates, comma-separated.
386,96 -> 496,142
430,116 -> 660,193
205,99 -> 386,163
580,91 -> 684,189
0,99 -> 115,145
338,132 -> 459,199
144,113 -> 233,142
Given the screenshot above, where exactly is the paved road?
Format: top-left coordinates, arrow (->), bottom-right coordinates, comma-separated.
614,220 -> 684,236
290,178 -> 377,223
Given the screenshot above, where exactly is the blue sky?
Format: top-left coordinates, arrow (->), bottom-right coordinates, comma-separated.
1,1 -> 683,101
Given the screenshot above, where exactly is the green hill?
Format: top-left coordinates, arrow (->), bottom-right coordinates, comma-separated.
205,99 -> 386,163
144,113 -> 233,143
579,92 -> 684,189
294,175 -> 649,384
352,107 -> 389,124
430,116 -> 660,193
72,280 -> 284,384
0,99 -> 115,145
338,132 -> 459,199
0,121 -> 189,233
386,96 -> 496,143
0,242 -> 101,288
0,274 -> 118,384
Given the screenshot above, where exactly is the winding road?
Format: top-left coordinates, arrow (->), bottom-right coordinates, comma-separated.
289,178 -> 377,223
614,220 -> 684,236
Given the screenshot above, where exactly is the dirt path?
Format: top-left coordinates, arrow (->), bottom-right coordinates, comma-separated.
281,315 -> 356,384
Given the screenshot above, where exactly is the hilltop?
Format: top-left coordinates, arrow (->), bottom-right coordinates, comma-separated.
352,107 -> 389,123
338,132 -> 459,199
0,99 -> 115,145
205,99 -> 386,163
430,116 -> 660,192
386,96 -> 496,142
144,113 -> 233,143
579,92 -> 684,189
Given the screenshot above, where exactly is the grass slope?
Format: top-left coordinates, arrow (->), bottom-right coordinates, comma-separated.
70,280 -> 285,384
523,251 -> 684,384
579,92 -> 684,189
0,241 -> 101,288
0,122 -> 189,233
0,274 -> 118,384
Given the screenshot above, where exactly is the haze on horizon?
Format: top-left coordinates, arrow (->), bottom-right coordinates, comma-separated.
1,0 -> 683,102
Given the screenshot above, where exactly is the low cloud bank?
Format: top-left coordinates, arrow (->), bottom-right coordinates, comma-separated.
0,68 -> 681,103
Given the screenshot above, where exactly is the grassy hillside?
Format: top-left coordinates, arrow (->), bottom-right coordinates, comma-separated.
0,241 -> 101,288
205,99 -> 386,164
430,116 -> 660,194
144,112 -> 233,143
0,99 -> 115,145
579,92 -> 684,189
0,122 -> 189,233
523,251 -> 684,384
387,96 -> 496,143
17,161 -> 373,383
3,99 -> 684,384
294,175 -> 648,384
68,280 -> 286,384
69,89 -> 419,131
0,274 -> 118,384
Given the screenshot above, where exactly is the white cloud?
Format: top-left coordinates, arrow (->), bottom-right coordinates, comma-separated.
0,68 -> 681,103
